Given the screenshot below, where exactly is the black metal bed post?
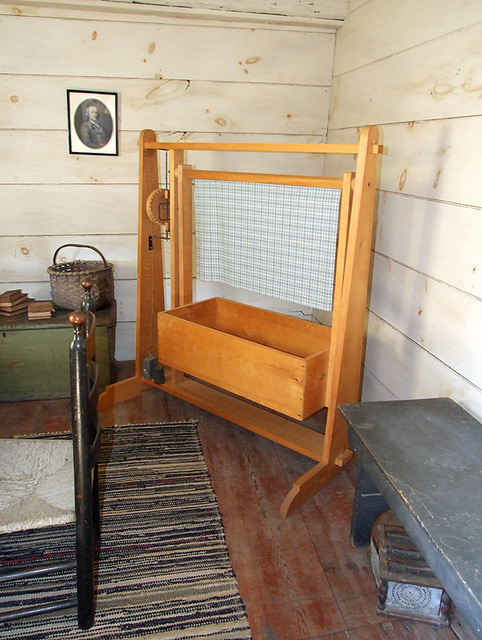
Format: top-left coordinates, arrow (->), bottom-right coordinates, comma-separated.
80,276 -> 95,331
69,310 -> 95,630
80,277 -> 101,543
80,276 -> 100,541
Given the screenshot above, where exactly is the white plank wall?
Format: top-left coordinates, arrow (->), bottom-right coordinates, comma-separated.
105,0 -> 348,22
0,15 -> 335,84
0,0 -> 338,361
325,0 -> 482,420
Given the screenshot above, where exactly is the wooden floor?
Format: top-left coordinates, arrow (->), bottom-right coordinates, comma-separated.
0,368 -> 475,640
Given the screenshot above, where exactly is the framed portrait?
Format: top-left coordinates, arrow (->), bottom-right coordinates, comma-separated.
67,90 -> 118,156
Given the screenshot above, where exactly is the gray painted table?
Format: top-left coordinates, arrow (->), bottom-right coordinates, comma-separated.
338,397 -> 482,638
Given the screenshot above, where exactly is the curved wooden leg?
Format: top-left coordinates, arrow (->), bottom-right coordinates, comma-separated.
97,376 -> 152,411
280,454 -> 354,519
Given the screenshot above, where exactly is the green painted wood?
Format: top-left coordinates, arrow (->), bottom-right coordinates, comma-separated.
0,306 -> 115,401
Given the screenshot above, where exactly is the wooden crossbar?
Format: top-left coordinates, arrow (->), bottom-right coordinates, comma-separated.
144,140 -> 382,155
187,169 -> 343,188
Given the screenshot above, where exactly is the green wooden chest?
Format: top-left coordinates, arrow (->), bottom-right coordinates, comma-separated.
0,304 -> 116,401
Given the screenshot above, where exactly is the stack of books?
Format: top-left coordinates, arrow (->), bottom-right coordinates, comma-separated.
28,300 -> 54,320
0,289 -> 31,316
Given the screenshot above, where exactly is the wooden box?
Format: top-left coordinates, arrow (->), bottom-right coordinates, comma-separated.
157,297 -> 331,420
0,304 -> 116,401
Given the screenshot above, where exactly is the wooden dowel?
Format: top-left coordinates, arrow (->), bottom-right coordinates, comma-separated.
144,141 -> 361,154
187,169 -> 344,188
145,141 -> 383,155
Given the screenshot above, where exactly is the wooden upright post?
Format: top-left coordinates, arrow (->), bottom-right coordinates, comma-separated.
98,130 -> 165,409
280,125 -> 380,517
169,150 -> 185,309
135,129 -> 166,375
323,125 -> 380,464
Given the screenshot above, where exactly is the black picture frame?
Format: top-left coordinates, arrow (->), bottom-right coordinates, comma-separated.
67,90 -> 118,156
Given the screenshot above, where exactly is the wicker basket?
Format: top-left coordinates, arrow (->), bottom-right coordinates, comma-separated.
47,244 -> 114,310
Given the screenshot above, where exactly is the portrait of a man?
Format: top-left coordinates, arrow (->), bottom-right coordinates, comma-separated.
76,100 -> 113,149
67,91 -> 118,155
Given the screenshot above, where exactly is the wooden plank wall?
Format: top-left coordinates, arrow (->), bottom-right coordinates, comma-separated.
0,0 -> 341,360
106,0 -> 349,23
324,0 -> 482,420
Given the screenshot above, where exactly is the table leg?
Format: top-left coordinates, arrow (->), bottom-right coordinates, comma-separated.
350,465 -> 389,546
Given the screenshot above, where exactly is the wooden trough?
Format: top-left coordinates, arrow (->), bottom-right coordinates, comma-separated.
157,297 -> 331,421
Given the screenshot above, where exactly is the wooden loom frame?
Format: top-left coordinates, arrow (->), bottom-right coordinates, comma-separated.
99,126 -> 382,517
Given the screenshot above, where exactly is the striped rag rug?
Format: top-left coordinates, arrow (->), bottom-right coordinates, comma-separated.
0,422 -> 252,640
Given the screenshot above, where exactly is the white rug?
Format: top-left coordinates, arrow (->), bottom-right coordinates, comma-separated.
0,439 -> 74,534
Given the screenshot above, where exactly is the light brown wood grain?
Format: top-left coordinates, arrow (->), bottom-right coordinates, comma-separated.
107,128 -> 381,515
158,298 -> 330,420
